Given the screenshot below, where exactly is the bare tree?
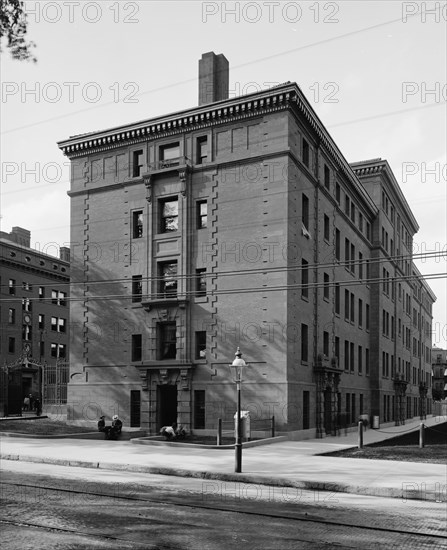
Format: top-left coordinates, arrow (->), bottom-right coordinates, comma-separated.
0,0 -> 36,62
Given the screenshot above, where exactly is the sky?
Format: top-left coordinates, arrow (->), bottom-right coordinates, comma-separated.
1,0 -> 446,346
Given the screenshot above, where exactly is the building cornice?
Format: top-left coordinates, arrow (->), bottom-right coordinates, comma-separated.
351,159 -> 419,233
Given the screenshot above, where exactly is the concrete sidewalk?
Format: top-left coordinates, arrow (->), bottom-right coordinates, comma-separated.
1,415 -> 446,502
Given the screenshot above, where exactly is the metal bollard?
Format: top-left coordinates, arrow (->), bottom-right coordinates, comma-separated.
358,421 -> 364,449
419,422 -> 425,449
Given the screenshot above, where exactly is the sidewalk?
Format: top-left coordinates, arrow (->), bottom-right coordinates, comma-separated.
1,416 -> 446,502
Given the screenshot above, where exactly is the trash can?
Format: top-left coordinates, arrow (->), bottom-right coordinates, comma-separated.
372,415 -> 380,429
234,410 -> 251,440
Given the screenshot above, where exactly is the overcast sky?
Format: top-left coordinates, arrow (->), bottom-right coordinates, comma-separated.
1,1 -> 446,347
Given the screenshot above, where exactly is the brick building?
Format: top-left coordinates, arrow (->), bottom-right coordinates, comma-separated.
0,227 -> 70,416
432,347 -> 447,401
57,52 -> 435,435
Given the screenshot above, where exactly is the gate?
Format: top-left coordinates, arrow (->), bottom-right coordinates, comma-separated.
0,364 -> 23,417
43,361 -> 69,404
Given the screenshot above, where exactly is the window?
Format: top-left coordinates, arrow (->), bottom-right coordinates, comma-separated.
39,286 -> 45,300
335,229 -> 340,260
350,243 -> 355,274
159,262 -> 178,298
9,279 -> 15,295
335,183 -> 341,204
22,298 -> 32,312
131,334 -> 142,362
350,202 -> 355,224
196,136 -> 208,164
8,308 -> 15,324
323,331 -> 329,356
323,273 -> 330,300
324,164 -> 330,189
345,238 -> 350,266
132,150 -> 143,177
358,346 -> 363,374
301,324 -> 308,362
22,281 -> 32,291
58,318 -> 66,333
196,268 -> 207,297
302,138 -> 309,167
160,142 -> 180,167
344,290 -> 350,320
345,195 -> 350,216
52,290 -> 67,306
359,212 -> 363,232
366,222 -> 371,242
301,259 -> 309,299
8,337 -> 15,353
350,342 -> 354,372
366,304 -> 370,330
302,194 -> 309,230
358,252 -> 363,280
132,276 -> 143,303
23,324 -> 32,341
160,198 -> 179,232
344,340 -> 349,370
157,322 -> 176,360
132,211 -> 143,238
38,314 -> 45,330
195,331 -> 206,359
323,214 -> 330,241
39,341 -> 45,358
51,317 -> 58,331
358,299 -> 363,328
366,349 -> 370,375
335,337 -> 340,365
335,283 -> 340,314
350,293 -> 355,323
197,200 -> 207,229
51,343 -> 66,359
194,390 -> 206,429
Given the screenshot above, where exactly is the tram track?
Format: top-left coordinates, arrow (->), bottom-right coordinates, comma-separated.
1,480 -> 445,544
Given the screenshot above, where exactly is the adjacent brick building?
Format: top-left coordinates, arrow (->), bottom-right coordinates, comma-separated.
0,227 -> 70,416
57,52 -> 435,435
432,347 -> 447,401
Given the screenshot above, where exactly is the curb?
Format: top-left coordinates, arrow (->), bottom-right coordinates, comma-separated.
1,453 -> 443,503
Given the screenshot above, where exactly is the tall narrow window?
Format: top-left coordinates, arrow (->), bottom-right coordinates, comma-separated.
197,200 -> 207,229
132,150 -> 143,177
335,283 -> 340,314
160,198 -> 179,232
358,299 -> 363,328
195,331 -> 206,359
350,342 -> 355,372
344,340 -> 349,370
301,259 -> 309,299
323,214 -> 330,241
9,279 -> 15,295
8,337 -> 15,353
157,322 -> 176,360
324,164 -> 330,189
39,286 -> 45,300
8,308 -> 15,324
159,262 -> 178,298
344,290 -> 350,320
323,331 -> 329,356
335,229 -> 340,260
302,194 -> 309,230
302,138 -> 309,167
366,348 -> 370,375
335,183 -> 341,204
132,275 -> 143,303
350,293 -> 355,323
38,314 -> 45,330
196,268 -> 206,297
131,334 -> 142,362
358,346 -> 363,374
196,136 -> 208,164
323,273 -> 330,300
132,211 -> 143,238
301,324 -> 308,362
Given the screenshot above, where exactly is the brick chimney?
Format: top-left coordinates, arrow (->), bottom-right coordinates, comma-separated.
59,246 -> 70,262
11,227 -> 31,247
198,52 -> 229,106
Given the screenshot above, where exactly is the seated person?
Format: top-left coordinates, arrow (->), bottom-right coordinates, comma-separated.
111,415 -> 123,435
160,423 -> 176,440
97,416 -> 106,432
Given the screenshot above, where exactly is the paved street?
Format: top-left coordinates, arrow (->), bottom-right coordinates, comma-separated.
1,462 -> 445,549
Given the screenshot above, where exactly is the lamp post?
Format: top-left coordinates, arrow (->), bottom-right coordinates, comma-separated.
231,347 -> 246,473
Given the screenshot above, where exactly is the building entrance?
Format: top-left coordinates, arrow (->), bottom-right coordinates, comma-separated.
156,385 -> 177,430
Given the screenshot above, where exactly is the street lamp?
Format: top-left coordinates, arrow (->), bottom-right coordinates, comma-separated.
231,347 -> 246,473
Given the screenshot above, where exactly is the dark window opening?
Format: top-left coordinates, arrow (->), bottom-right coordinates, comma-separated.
302,138 -> 310,167
132,275 -> 143,303
195,331 -> 206,360
159,262 -> 178,298
197,200 -> 207,229
131,334 -> 142,362
158,322 -> 176,360
194,390 -> 206,429
196,268 -> 206,297
302,194 -> 309,230
132,211 -> 143,238
160,198 -> 179,232
197,136 -> 208,164
132,150 -> 143,178
160,143 -> 180,167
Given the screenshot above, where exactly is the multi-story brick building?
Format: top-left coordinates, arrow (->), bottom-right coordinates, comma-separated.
57,52 -> 435,435
0,227 -> 70,416
432,347 -> 447,401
